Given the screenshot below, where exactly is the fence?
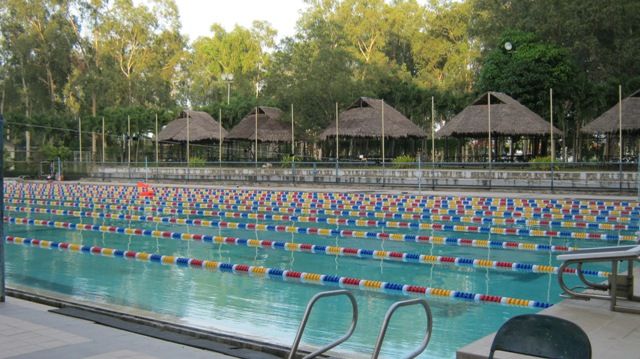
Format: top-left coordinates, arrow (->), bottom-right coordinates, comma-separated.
5,159 -> 638,195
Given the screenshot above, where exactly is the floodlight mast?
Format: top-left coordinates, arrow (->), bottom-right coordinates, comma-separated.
221,73 -> 234,105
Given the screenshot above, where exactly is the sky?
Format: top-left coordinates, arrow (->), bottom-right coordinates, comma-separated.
174,0 -> 308,42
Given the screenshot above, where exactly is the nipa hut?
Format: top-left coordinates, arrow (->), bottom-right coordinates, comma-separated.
158,110 -> 227,161
226,106 -> 291,160
437,92 -> 561,162
581,89 -> 640,161
319,97 -> 426,160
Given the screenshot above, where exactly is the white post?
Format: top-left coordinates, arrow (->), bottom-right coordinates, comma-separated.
255,106 -> 258,165
619,85 -> 623,192
291,104 -> 295,155
381,99 -> 385,167
101,117 -> 105,163
78,116 -> 82,162
431,96 -> 435,164
186,111 -> 190,166
155,113 -> 159,164
550,88 -> 554,161
336,102 -> 339,161
127,115 -> 131,166
219,108 -> 223,164
487,92 -> 492,165
619,85 -> 623,164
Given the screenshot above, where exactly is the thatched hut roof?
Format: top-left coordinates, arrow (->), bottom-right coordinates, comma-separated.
319,97 -> 426,140
437,92 -> 561,137
158,110 -> 227,142
581,89 -> 640,133
226,106 -> 291,142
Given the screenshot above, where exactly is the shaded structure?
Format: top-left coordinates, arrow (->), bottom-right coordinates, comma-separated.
158,110 -> 226,161
581,89 -> 640,161
437,92 -> 560,162
226,106 -> 291,160
319,97 -> 426,160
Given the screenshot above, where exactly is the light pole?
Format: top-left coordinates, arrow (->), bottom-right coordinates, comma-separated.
221,73 -> 234,105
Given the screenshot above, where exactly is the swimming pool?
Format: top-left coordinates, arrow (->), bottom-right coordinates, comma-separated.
4,182 -> 639,358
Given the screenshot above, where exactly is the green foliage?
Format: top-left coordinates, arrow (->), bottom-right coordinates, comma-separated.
280,154 -> 298,167
392,155 -> 416,168
189,156 -> 206,167
529,156 -> 559,171
477,31 -> 579,119
41,143 -> 72,161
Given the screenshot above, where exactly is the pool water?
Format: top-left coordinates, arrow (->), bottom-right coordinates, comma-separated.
4,183 -> 638,358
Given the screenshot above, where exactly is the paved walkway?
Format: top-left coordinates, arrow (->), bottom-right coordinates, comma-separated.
0,296 -> 236,359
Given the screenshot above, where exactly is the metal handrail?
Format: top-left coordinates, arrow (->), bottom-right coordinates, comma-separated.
557,245 -> 640,314
288,289 -> 358,359
371,298 -> 433,359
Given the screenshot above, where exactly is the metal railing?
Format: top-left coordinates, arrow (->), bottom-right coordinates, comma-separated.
557,245 -> 640,314
288,290 -> 358,359
4,159 -> 639,194
371,298 -> 433,359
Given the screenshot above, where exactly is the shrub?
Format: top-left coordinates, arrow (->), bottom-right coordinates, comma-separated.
529,156 -> 559,170
392,155 -> 415,168
189,156 -> 206,167
41,143 -> 72,161
280,154 -> 298,167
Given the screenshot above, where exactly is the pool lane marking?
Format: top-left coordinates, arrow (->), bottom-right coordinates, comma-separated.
4,216 -> 609,278
7,204 -> 637,243
5,235 -> 553,309
5,207 -> 579,253
8,197 -> 637,227
6,183 -> 639,210
6,199 -> 637,232
5,193 -> 639,219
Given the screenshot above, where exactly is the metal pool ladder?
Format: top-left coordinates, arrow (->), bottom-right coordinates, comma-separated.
288,291 -> 433,359
287,289 -> 358,359
371,298 -> 433,359
557,244 -> 640,314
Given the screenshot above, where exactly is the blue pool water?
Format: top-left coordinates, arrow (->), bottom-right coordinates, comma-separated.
4,187 -> 637,358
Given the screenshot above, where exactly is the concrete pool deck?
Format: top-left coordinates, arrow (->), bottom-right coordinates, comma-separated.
0,296 -> 238,359
457,269 -> 640,359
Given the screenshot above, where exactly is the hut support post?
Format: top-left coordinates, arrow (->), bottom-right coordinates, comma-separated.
619,85 -> 623,192
431,97 -> 436,189
291,104 -> 295,183
335,102 -> 339,183
127,115 -> 131,179
487,93 -> 492,189
255,107 -> 258,168
550,88 -> 554,191
382,99 -> 385,187
219,108 -> 223,176
78,117 -> 82,162
102,117 -> 105,164
155,114 -> 159,165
